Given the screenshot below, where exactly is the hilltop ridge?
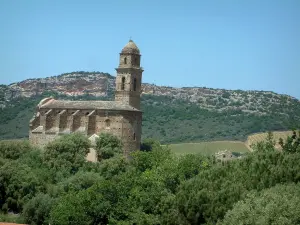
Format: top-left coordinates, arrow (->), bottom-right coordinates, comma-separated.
1,72 -> 299,115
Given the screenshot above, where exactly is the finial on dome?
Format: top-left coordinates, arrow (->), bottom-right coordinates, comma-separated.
129,36 -> 133,42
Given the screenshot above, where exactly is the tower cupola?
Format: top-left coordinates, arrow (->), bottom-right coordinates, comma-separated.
121,39 -> 140,54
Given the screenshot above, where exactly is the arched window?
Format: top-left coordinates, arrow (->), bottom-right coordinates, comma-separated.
133,78 -> 137,91
133,133 -> 136,140
105,119 -> 110,128
124,57 -> 127,64
121,77 -> 125,90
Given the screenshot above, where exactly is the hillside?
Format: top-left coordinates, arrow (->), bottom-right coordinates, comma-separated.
0,71 -> 300,143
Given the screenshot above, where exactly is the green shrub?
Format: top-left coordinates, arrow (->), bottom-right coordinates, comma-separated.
0,140 -> 32,160
220,183 -> 300,225
95,133 -> 122,160
23,193 -> 56,225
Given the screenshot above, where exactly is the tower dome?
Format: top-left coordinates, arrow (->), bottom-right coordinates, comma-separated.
121,39 -> 140,54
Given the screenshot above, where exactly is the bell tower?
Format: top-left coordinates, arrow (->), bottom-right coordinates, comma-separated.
115,39 -> 143,109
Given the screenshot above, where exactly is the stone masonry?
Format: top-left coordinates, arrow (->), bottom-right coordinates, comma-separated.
29,40 -> 143,158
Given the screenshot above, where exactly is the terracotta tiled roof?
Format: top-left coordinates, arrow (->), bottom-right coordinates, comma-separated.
39,99 -> 140,112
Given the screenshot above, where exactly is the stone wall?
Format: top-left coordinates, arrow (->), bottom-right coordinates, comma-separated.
119,53 -> 141,68
29,132 -> 59,147
29,108 -> 142,155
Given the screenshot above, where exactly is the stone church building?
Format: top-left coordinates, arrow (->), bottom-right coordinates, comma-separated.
29,40 -> 143,157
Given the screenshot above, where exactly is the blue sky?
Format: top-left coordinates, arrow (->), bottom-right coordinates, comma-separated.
0,0 -> 299,98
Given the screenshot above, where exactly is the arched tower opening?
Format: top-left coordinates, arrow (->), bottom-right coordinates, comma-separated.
121,77 -> 125,90
105,119 -> 110,128
133,78 -> 137,91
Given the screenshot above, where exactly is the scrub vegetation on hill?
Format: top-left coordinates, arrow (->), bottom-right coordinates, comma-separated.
0,92 -> 299,143
0,131 -> 300,224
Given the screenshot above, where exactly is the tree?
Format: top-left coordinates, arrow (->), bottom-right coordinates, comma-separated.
43,133 -> 91,175
95,133 -> 122,160
57,171 -> 103,193
131,143 -> 172,172
0,161 -> 44,213
140,138 -> 161,152
251,131 -> 276,152
50,178 -> 132,225
23,193 -> 56,225
167,150 -> 300,224
49,191 -> 92,225
220,183 -> 300,225
0,140 -> 32,160
279,130 -> 300,153
176,153 -> 211,180
97,155 -> 129,179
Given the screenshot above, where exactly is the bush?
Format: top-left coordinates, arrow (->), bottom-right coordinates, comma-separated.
95,133 -> 122,160
57,171 -> 103,193
43,133 -> 91,175
23,193 -> 56,225
220,183 -> 300,225
49,191 -> 92,225
0,140 -> 32,160
166,151 -> 300,224
0,161 -> 44,213
140,138 -> 161,152
0,213 -> 25,224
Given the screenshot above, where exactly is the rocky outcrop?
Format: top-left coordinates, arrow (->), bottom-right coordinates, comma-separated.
1,71 -> 299,116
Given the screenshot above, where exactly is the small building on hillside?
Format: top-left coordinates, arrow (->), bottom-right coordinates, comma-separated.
29,40 -> 143,156
215,150 -> 235,161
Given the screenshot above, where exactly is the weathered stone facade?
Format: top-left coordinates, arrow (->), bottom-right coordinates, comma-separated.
29,40 -> 143,157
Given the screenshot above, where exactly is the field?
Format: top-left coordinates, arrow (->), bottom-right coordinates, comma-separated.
167,130 -> 294,155
246,130 -> 293,149
168,141 -> 250,156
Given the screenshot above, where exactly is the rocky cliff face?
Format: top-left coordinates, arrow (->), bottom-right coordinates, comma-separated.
2,72 -> 115,98
0,71 -> 299,116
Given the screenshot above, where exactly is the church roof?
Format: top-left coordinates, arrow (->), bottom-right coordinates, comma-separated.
39,98 -> 140,112
121,40 -> 140,54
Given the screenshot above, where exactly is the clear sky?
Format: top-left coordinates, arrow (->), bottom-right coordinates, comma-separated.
0,0 -> 299,98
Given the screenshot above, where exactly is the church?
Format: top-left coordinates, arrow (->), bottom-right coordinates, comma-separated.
29,40 -> 143,157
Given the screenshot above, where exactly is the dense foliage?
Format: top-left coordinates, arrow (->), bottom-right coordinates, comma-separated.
0,131 -> 300,224
43,133 -> 91,176
1,93 -> 300,143
95,133 -> 123,160
220,183 -> 300,225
